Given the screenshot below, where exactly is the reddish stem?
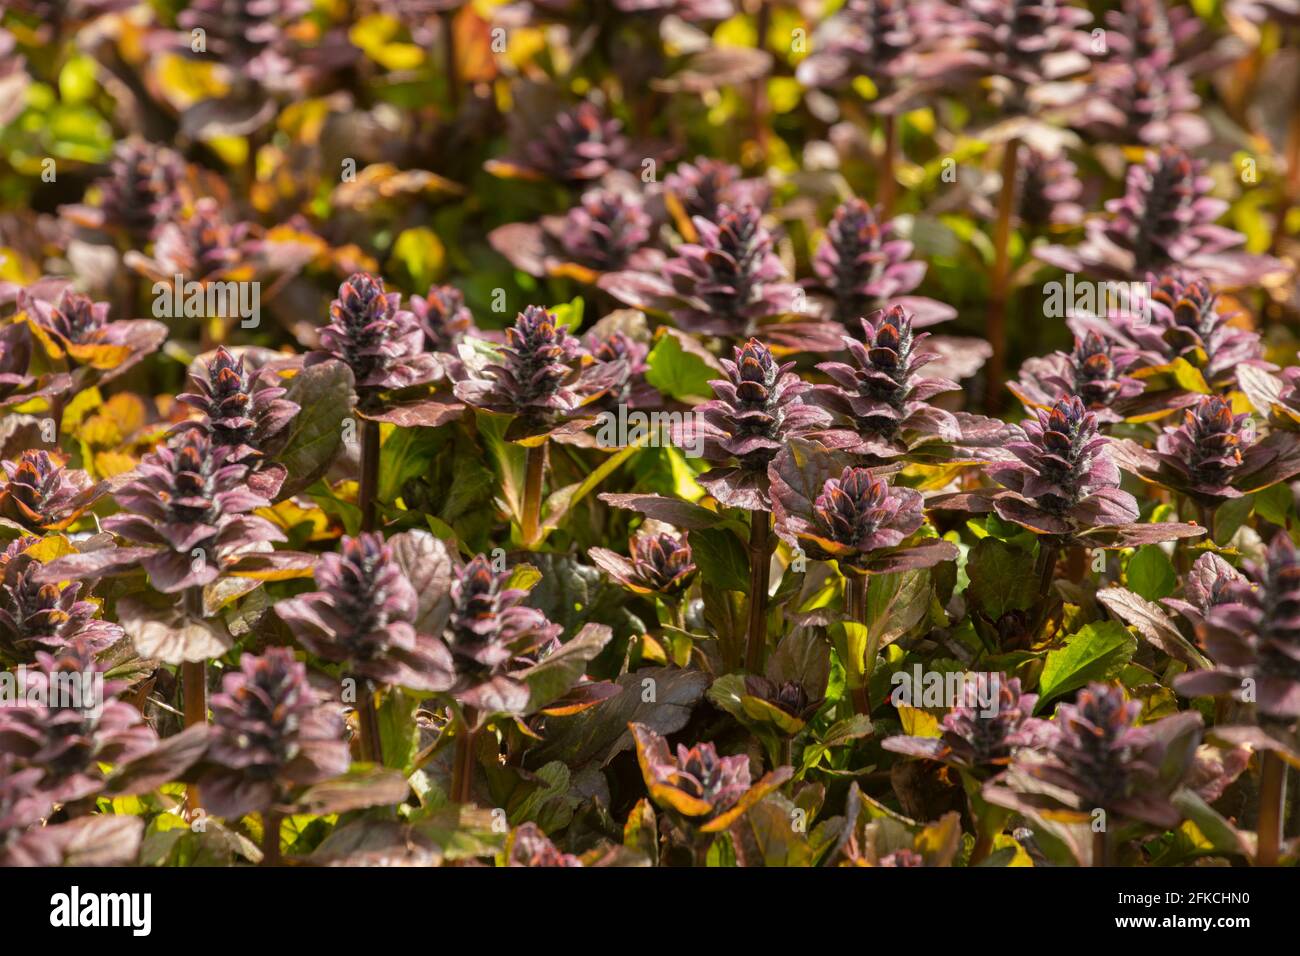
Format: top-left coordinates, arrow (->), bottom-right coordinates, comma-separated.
984,138 -> 1020,413
745,509 -> 773,672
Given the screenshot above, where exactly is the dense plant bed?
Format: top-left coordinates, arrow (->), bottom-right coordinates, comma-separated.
1,0 -> 1299,869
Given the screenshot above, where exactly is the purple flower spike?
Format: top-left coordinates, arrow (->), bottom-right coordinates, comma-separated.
796,0 -> 933,100
590,529 -> 696,596
0,450 -> 101,533
771,460 -> 956,574
958,0 -> 1094,95
660,204 -> 794,338
559,189 -> 651,273
1009,332 -> 1144,423
986,683 -> 1203,829
509,101 -> 630,184
1040,149 -> 1284,285
662,157 -> 768,226
988,396 -> 1140,534
1114,395 -> 1300,509
0,637 -> 155,803
884,675 -> 1046,774
811,199 -> 955,328
410,285 -> 477,354
814,306 -> 962,457
687,338 -> 829,510
1162,551 -> 1245,630
98,430 -> 284,593
64,137 -> 184,243
177,346 -> 299,497
21,287 -> 167,383
1016,148 -> 1085,230
0,538 -> 122,664
441,554 -> 563,716
454,305 -> 603,437
199,647 -> 350,819
1176,535 -> 1300,719
308,272 -> 440,403
277,533 -> 452,693
631,723 -> 752,821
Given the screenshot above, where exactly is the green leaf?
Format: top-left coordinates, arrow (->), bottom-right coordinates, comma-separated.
476,411 -> 526,522
965,538 -> 1036,618
378,689 -> 420,775
1036,622 -> 1137,710
1255,482 -> 1294,527
517,623 -> 612,712
550,297 -> 584,332
828,621 -> 870,686
644,329 -> 716,400
389,227 -> 445,290
1125,545 -> 1177,601
688,526 -> 750,592
378,424 -> 444,503
273,361 -> 355,499
1213,495 -> 1254,545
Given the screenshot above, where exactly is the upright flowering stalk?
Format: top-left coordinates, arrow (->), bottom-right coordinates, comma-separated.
589,530 -> 696,599
984,683 -> 1203,865
1175,534 -> 1300,865
810,200 -> 956,327
306,272 -> 440,532
770,449 -> 957,712
276,533 -> 452,762
601,203 -> 836,351
559,190 -> 651,274
685,339 -> 829,670
933,395 -> 1202,604
199,648 -> 349,860
0,637 -> 155,804
662,204 -> 791,339
1008,333 -> 1144,423
1015,148 -> 1084,231
583,331 -> 651,410
0,538 -> 122,664
176,347 -> 300,499
490,189 -> 654,282
951,0 -> 1093,406
630,722 -> 790,863
135,198 -> 255,287
884,675 -> 1046,862
796,0 -> 940,212
812,307 -> 962,460
1039,148 -> 1282,285
1113,396 -> 1300,534
454,305 -> 598,546
62,137 -> 184,245
409,284 -> 477,354
89,431 -> 284,593
0,451 -> 101,534
1080,50 -> 1208,148
987,397 -> 1139,537
20,287 -> 168,400
661,157 -> 768,231
440,555 -> 562,802
490,100 -> 630,184
590,529 -> 696,640
885,676 -> 1045,773
38,429 -> 284,780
